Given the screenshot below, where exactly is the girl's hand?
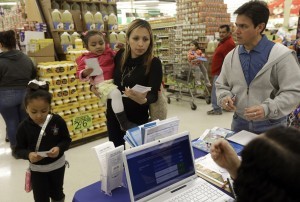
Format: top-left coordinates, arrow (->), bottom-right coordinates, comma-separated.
123,87 -> 148,105
29,152 -> 44,163
91,85 -> 101,98
82,68 -> 93,78
47,147 -> 60,158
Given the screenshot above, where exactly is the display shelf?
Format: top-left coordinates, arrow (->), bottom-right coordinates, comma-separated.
37,0 -> 118,60
37,61 -> 108,143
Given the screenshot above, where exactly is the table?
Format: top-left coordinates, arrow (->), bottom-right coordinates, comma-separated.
72,145 -> 209,202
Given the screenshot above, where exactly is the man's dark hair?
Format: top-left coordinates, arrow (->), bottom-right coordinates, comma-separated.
219,25 -> 230,32
234,126 -> 300,201
234,0 -> 269,33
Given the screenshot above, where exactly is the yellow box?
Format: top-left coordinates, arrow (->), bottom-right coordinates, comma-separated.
71,134 -> 82,141
82,130 -> 97,138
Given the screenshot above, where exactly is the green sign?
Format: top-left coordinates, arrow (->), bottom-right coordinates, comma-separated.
72,114 -> 92,131
148,10 -> 160,16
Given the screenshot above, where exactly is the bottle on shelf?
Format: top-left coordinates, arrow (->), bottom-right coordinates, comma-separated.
51,9 -> 63,30
75,38 -> 83,49
84,11 -> 95,30
94,12 -> 104,32
109,31 -> 118,50
51,0 -> 60,9
82,3 -> 90,12
71,32 -> 80,48
60,32 -> 72,53
62,10 -> 74,30
90,3 -> 98,12
100,4 -> 108,22
108,13 -> 118,31
118,31 -> 126,44
71,2 -> 80,11
61,1 -> 70,10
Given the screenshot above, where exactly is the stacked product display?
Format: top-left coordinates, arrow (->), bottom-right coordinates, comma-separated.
176,0 -> 230,35
176,0 -> 231,67
150,18 -> 176,64
37,61 -> 107,141
0,2 -> 26,31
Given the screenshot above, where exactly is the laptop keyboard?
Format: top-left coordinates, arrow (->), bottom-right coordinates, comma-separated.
165,182 -> 228,202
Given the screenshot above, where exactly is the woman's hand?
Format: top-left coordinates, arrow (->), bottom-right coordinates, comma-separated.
123,87 -> 148,104
29,152 -> 44,163
210,139 -> 241,179
47,147 -> 60,158
82,67 -> 93,78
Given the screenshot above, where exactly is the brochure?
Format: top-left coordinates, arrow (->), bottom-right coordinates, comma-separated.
123,117 -> 179,147
192,139 -> 244,154
227,130 -> 257,146
192,127 -> 242,154
195,154 -> 231,192
93,142 -> 124,196
85,58 -> 103,76
37,150 -> 51,157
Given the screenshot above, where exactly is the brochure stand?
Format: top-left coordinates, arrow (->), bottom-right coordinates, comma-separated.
93,142 -> 124,196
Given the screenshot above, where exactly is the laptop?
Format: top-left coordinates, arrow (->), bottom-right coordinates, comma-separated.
123,131 -> 234,202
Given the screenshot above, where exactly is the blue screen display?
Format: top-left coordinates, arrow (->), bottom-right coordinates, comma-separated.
126,135 -> 195,201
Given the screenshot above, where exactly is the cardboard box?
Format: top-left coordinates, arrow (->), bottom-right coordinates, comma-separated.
28,44 -> 55,57
30,56 -> 55,65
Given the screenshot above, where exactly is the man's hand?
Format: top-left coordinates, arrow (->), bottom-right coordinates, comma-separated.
221,95 -> 236,111
244,105 -> 265,120
210,139 -> 241,180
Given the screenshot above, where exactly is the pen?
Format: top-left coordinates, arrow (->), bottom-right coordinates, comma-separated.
226,94 -> 236,106
227,178 -> 237,199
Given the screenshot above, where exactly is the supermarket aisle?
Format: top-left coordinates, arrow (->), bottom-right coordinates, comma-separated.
0,98 -> 233,202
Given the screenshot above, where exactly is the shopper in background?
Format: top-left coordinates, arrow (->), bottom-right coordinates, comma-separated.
92,19 -> 162,147
207,25 -> 235,115
187,40 -> 211,87
216,0 -> 300,133
76,30 -> 136,131
15,80 -> 71,202
0,30 -> 36,157
211,126 -> 300,201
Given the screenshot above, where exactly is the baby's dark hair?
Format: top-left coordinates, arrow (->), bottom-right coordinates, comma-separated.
190,40 -> 201,50
24,82 -> 52,108
81,30 -> 105,48
0,30 -> 17,50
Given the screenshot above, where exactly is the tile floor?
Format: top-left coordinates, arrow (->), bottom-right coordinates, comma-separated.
0,98 -> 233,202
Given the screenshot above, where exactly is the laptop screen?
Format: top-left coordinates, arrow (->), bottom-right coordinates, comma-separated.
125,134 -> 195,201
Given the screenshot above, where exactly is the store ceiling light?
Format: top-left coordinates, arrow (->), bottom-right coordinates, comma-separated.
134,1 -> 159,4
0,2 -> 17,5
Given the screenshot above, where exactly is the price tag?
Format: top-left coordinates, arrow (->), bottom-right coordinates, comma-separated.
72,114 -> 93,131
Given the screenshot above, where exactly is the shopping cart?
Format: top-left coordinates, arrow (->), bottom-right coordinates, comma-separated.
166,63 -> 211,110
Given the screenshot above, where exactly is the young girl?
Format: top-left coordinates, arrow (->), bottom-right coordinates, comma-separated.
187,40 -> 211,87
15,79 -> 71,202
76,30 -> 135,131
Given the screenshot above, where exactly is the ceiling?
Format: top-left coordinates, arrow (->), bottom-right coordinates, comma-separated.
116,0 -> 176,11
